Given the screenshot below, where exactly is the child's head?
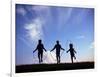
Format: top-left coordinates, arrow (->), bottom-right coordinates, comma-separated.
56,40 -> 59,44
69,43 -> 73,48
38,39 -> 42,44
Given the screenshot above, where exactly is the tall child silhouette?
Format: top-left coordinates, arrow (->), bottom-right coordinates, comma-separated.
67,43 -> 76,63
50,40 -> 65,64
33,40 -> 47,63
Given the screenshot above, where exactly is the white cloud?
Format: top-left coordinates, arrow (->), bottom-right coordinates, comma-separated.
17,7 -> 26,16
24,6 -> 52,43
76,35 -> 85,39
89,42 -> 94,49
24,18 -> 44,42
31,6 -> 52,26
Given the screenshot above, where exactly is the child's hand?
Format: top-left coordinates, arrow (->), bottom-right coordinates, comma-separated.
75,51 -> 77,54
33,51 -> 35,53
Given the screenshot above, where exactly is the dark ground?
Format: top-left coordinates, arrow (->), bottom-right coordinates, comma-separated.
16,62 -> 94,73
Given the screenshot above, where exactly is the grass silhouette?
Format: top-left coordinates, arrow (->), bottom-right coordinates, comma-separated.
16,62 -> 94,73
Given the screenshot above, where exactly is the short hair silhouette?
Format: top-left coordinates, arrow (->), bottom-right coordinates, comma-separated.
56,40 -> 59,44
33,39 -> 46,63
38,39 -> 42,43
51,40 -> 65,64
69,43 -> 73,48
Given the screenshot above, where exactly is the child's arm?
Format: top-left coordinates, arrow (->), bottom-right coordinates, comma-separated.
61,46 -> 65,51
61,48 -> 65,51
74,49 -> 77,53
42,44 -> 47,51
33,49 -> 36,53
50,45 -> 56,52
44,48 -> 47,52
43,45 -> 47,52
33,46 -> 38,53
66,49 -> 69,53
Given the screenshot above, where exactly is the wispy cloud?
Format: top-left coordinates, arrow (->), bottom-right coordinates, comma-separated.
23,5 -> 53,43
24,17 -> 44,42
89,42 -> 94,49
31,6 -> 52,26
76,35 -> 85,39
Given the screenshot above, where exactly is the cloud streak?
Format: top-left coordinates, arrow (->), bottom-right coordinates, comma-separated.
57,8 -> 73,29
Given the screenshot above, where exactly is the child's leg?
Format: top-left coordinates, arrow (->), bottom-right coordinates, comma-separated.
58,55 -> 60,63
41,52 -> 43,62
71,56 -> 73,63
38,52 -> 41,63
74,55 -> 76,59
56,55 -> 59,64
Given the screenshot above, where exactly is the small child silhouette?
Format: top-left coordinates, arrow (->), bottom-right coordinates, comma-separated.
67,43 -> 76,63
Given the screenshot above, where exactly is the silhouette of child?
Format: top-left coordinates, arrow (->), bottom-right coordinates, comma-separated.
51,40 -> 65,64
33,40 -> 47,63
67,43 -> 76,63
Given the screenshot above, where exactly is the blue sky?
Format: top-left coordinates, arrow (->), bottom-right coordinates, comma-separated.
16,4 -> 94,65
